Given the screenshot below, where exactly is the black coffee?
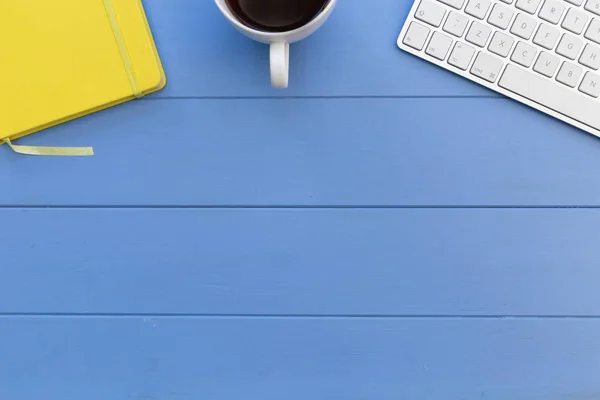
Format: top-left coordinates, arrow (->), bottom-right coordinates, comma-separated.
225,0 -> 330,32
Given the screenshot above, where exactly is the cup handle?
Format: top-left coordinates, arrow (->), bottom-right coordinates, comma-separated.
270,42 -> 289,89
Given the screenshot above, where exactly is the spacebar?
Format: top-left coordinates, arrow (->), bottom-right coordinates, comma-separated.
498,64 -> 600,131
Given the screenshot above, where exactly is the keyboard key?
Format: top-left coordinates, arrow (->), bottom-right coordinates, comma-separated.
488,31 -> 516,56
533,51 -> 560,76
443,11 -> 470,36
516,0 -> 542,13
470,51 -> 504,81
500,0 -> 514,4
585,19 -> 600,43
403,22 -> 432,50
538,0 -> 565,24
579,71 -> 600,97
499,64 -> 600,131
438,0 -> 466,9
511,13 -> 537,39
466,21 -> 492,46
564,0 -> 584,5
448,41 -> 476,69
561,8 -> 589,34
488,3 -> 515,29
426,32 -> 454,59
556,61 -> 583,87
511,41 -> 538,66
533,24 -> 560,49
415,0 -> 447,27
556,34 -> 583,59
579,44 -> 600,69
533,24 -> 560,50
584,0 -> 600,15
465,0 -> 492,19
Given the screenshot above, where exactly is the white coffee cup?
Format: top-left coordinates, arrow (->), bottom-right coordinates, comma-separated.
214,0 -> 337,88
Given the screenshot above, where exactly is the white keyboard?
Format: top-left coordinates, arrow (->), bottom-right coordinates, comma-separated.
397,0 -> 600,138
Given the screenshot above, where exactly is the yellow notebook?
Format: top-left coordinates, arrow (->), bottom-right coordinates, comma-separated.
0,0 -> 166,155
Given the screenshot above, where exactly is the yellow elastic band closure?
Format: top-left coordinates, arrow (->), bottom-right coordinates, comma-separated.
103,0 -> 144,99
2,137 -> 94,156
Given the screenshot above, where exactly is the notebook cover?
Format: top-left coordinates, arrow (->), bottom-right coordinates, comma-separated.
0,0 -> 166,142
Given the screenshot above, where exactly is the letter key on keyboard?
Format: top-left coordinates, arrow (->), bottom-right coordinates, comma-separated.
533,51 -> 560,76
511,41 -> 537,66
579,44 -> 600,69
557,62 -> 583,87
489,31 -> 515,56
511,13 -> 537,39
465,0 -> 492,19
557,34 -> 583,59
488,3 -> 514,29
533,24 -> 560,49
579,72 -> 600,97
562,8 -> 589,34
538,0 -> 565,24
466,21 -> 492,46
585,19 -> 600,43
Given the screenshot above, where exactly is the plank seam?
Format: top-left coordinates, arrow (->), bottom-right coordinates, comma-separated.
1,313 -> 600,319
0,206 -> 598,209
142,95 -> 503,100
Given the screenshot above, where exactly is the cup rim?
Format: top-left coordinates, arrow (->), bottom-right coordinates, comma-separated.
214,0 -> 336,38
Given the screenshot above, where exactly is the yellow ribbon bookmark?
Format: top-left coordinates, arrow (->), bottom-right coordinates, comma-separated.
3,137 -> 94,156
103,0 -> 144,99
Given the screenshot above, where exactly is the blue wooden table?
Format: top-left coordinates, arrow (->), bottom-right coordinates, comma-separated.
2,0 -> 600,398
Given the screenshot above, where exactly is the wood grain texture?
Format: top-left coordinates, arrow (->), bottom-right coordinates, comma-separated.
3,0 -> 599,397
1,98 -> 599,206
2,208 -> 600,315
1,316 -> 599,400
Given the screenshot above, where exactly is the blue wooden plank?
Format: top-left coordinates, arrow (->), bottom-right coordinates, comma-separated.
0,316 -> 598,400
144,0 -> 492,97
2,208 -> 600,315
1,98 -> 599,206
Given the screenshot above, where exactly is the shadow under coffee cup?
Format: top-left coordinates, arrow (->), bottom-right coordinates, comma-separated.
215,0 -> 337,88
